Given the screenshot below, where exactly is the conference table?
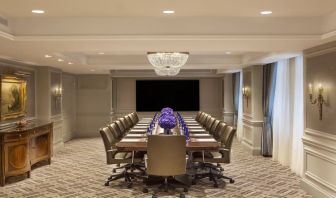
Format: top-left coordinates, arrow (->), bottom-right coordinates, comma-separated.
116,117 -> 220,152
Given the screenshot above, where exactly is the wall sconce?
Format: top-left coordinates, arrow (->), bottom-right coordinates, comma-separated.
54,87 -> 62,98
308,83 -> 325,120
242,86 -> 250,107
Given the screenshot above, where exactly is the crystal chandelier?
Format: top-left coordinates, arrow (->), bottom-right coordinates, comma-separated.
147,52 -> 189,76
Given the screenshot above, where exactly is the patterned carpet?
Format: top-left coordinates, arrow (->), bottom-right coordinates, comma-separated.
0,137 -> 312,198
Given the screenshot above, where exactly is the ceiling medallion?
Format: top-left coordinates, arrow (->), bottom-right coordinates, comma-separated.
147,52 -> 189,76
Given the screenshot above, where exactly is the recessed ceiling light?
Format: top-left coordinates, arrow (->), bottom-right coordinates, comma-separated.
225,52 -> 231,55
163,10 -> 175,14
260,10 -> 272,15
32,9 -> 45,14
44,54 -> 52,58
57,58 -> 64,62
68,62 -> 73,65
90,69 -> 96,72
98,52 -> 105,55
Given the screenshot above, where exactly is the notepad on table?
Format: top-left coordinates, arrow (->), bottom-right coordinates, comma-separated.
130,129 -> 147,132
187,124 -> 200,126
126,134 -> 146,137
133,126 -> 148,129
188,126 -> 203,129
120,138 -> 144,142
191,138 -> 217,142
190,134 -> 211,137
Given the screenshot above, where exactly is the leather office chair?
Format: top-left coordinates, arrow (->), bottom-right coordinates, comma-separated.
130,112 -> 140,124
131,112 -> 140,123
143,135 -> 188,198
123,116 -> 134,129
209,119 -> 221,136
205,117 -> 216,132
203,115 -> 212,128
125,115 -> 135,127
108,122 -> 124,140
213,122 -> 227,141
192,126 -> 236,187
194,111 -> 203,121
198,113 -> 208,126
196,111 -> 206,123
119,117 -> 132,131
114,120 -> 127,137
100,127 -> 144,188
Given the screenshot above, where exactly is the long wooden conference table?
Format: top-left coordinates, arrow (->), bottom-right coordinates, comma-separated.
116,117 -> 220,152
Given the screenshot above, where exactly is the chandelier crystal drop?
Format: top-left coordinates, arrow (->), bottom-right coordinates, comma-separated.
147,52 -> 189,76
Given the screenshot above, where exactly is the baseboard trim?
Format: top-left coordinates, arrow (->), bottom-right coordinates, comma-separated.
241,140 -> 260,155
301,178 -> 335,198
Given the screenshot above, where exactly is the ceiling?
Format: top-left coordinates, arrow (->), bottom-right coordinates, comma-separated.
0,0 -> 335,74
1,0 -> 336,17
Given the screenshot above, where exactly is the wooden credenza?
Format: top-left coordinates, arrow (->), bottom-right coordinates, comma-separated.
0,120 -> 53,186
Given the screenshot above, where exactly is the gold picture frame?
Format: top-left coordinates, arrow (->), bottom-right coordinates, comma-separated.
0,75 -> 27,121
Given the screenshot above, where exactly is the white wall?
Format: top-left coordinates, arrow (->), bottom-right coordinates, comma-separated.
62,73 -> 77,142
302,42 -> 336,198
76,75 -> 112,137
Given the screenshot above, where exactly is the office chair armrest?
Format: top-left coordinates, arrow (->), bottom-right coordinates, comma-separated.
218,148 -> 229,152
107,149 -> 120,158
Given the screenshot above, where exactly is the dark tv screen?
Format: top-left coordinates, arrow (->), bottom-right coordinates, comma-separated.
136,80 -> 200,111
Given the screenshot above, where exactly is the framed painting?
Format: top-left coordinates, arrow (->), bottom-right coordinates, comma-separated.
0,75 -> 27,120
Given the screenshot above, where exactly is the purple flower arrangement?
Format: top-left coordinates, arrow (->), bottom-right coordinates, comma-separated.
158,107 -> 177,130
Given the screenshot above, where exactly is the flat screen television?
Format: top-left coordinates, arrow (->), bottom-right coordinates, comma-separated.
136,80 -> 200,112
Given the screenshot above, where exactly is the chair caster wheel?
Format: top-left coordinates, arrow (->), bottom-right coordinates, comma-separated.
152,195 -> 158,198
127,183 -> 132,188
230,179 -> 235,184
184,188 -> 188,192
191,180 -> 196,185
213,183 -> 218,188
142,188 -> 148,193
104,182 -> 110,186
180,193 -> 185,198
112,169 -> 116,173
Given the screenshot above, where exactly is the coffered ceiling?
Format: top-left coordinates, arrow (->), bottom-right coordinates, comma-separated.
0,0 -> 335,74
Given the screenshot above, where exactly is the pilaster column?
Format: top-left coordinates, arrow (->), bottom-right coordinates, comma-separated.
222,74 -> 235,124
241,65 -> 264,155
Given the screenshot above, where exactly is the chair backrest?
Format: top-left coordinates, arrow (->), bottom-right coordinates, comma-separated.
124,116 -> 133,129
199,113 -> 208,125
114,120 -> 126,136
99,127 -> 117,164
213,122 -> 227,141
130,112 -> 139,124
219,126 -> 236,163
195,111 -> 203,121
125,115 -> 135,127
119,117 -> 130,131
197,112 -> 205,123
205,117 -> 216,132
108,123 -> 123,140
127,113 -> 138,126
200,114 -> 210,126
209,119 -> 220,135
147,135 -> 186,177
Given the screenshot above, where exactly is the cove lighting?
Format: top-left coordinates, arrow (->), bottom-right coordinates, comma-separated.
32,9 -> 45,14
163,10 -> 175,14
45,54 -> 52,58
68,62 -> 73,65
260,10 -> 272,15
57,58 -> 64,62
